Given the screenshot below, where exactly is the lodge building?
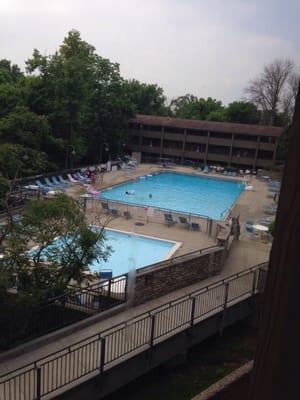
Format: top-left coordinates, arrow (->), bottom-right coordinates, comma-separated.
127,114 -> 283,169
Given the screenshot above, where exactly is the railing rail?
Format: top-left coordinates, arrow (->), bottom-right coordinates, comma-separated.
137,244 -> 221,273
93,196 -> 213,222
0,262 -> 268,400
0,274 -> 128,351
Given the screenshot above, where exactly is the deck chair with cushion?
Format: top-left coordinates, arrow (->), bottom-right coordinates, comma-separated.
179,216 -> 190,229
123,210 -> 132,219
111,208 -> 119,217
191,222 -> 200,231
164,213 -> 176,227
101,202 -> 110,214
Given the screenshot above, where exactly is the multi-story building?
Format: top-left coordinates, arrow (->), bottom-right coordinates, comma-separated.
127,114 -> 283,169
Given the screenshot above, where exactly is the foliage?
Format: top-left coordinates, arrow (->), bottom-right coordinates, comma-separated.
1,194 -> 111,300
170,95 -> 225,121
0,143 -> 47,179
226,101 -> 260,124
124,79 -> 168,116
268,221 -> 275,237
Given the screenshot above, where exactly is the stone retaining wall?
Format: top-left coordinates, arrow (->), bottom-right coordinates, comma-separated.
134,247 -> 225,305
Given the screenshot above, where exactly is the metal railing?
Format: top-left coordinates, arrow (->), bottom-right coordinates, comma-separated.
137,244 -> 221,273
0,262 -> 268,400
0,274 -> 128,351
86,197 -> 218,237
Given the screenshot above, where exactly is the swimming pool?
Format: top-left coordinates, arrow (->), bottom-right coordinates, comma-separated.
30,228 -> 179,277
100,172 -> 244,220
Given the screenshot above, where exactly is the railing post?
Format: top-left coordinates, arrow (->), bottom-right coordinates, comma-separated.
149,314 -> 156,348
252,270 -> 258,296
99,337 -> 106,376
124,275 -> 128,302
107,279 -> 112,298
190,297 -> 196,326
219,282 -> 229,336
36,366 -> 41,400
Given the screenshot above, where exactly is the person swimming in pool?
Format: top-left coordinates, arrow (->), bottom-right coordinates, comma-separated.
149,193 -> 152,198
125,190 -> 135,195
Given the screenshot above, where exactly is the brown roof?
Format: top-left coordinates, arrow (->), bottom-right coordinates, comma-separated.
131,114 -> 283,137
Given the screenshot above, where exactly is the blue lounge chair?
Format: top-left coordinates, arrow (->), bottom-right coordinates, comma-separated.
58,175 -> 69,184
259,218 -> 273,227
191,222 -> 200,231
35,180 -> 51,193
52,176 -> 67,187
44,177 -> 57,187
77,172 -> 87,180
71,173 -> 81,181
179,216 -> 190,229
246,220 -> 254,233
164,213 -> 176,227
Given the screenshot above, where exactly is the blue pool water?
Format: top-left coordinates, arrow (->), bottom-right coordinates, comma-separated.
30,228 -> 176,276
100,172 -> 244,219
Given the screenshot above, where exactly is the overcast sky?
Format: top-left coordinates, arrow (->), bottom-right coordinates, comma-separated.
0,0 -> 299,104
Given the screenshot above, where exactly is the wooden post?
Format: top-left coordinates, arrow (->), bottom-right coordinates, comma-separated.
250,86 -> 300,399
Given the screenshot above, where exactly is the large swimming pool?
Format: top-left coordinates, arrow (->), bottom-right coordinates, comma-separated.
30,228 -> 179,277
100,172 -> 244,219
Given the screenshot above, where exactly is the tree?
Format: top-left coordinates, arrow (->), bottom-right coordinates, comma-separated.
124,79 -> 167,116
25,30 -> 135,167
170,95 -> 225,121
1,194 -> 111,299
226,101 -> 260,124
245,58 -> 295,125
0,143 -> 47,179
281,72 -> 300,123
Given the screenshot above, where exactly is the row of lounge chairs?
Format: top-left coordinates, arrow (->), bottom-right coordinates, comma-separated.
164,214 -> 200,230
101,202 -> 132,219
34,173 -> 90,193
266,180 -> 281,198
100,203 -> 201,230
246,218 -> 274,233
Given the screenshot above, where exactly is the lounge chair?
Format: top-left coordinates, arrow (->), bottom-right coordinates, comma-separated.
263,205 -> 278,215
123,210 -> 132,219
35,180 -> 51,192
179,216 -> 190,229
58,175 -> 69,184
101,202 -> 110,214
246,220 -> 254,233
77,172 -> 88,181
99,269 -> 113,280
259,218 -> 273,227
111,208 -> 119,217
71,173 -> 81,181
164,213 -> 176,227
52,176 -> 67,187
44,177 -> 57,187
191,222 -> 200,231
67,174 -> 81,184
45,177 -> 65,191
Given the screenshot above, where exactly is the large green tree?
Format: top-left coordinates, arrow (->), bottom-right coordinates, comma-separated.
170,95 -> 225,121
226,101 -> 260,124
124,79 -> 168,116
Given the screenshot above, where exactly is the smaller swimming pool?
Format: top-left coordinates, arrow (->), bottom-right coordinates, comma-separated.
29,227 -> 180,277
